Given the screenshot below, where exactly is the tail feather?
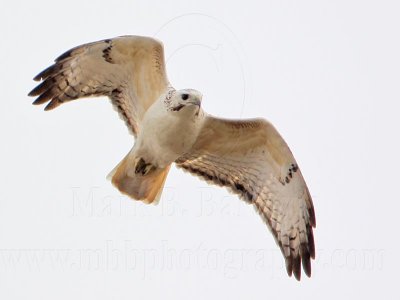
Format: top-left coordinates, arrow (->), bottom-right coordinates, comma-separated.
108,152 -> 170,204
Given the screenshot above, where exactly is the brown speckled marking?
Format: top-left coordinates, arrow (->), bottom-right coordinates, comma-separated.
164,88 -> 176,108
102,43 -> 114,64
282,163 -> 299,185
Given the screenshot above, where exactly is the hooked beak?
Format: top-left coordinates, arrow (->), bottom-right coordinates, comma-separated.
190,98 -> 202,116
188,97 -> 201,108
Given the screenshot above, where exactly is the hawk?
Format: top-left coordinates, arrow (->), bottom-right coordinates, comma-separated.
29,35 -> 316,280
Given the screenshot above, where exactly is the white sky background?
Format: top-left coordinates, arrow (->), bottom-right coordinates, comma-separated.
0,0 -> 399,299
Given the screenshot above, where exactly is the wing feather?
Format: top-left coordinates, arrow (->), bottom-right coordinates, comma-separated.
28,35 -> 171,136
175,115 -> 316,280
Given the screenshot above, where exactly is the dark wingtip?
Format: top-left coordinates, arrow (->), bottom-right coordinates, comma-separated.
310,210 -> 316,228
33,64 -> 61,82
55,48 -> 74,62
294,273 -> 301,281
285,259 -> 293,277
33,73 -> 42,81
28,79 -> 53,97
301,245 -> 312,277
302,257 -> 312,278
308,230 -> 315,259
31,89 -> 53,105
32,99 -> 44,106
33,68 -> 49,81
44,99 -> 60,111
293,255 -> 301,281
307,190 -> 316,228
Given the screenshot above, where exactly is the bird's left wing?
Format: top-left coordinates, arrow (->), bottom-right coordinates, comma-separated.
175,115 -> 316,280
28,35 -> 170,136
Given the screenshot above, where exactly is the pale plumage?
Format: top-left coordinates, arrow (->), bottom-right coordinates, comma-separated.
29,35 -> 316,280
29,36 -> 169,135
175,116 -> 315,279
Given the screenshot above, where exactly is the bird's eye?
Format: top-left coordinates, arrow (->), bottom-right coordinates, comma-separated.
181,94 -> 189,100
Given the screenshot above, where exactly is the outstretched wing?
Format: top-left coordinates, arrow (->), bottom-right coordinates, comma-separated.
28,35 -> 170,136
175,115 -> 316,280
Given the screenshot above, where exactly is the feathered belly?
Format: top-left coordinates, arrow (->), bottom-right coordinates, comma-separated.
135,118 -> 200,168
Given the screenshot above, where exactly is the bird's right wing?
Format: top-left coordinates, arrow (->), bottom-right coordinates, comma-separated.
28,35 -> 170,136
175,115 -> 316,280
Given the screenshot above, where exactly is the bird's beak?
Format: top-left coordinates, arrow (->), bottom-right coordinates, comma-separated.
189,97 -> 201,108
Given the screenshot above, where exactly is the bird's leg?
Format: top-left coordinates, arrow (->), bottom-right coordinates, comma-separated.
134,157 -> 155,175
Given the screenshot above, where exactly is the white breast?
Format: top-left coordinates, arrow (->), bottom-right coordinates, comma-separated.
133,100 -> 205,168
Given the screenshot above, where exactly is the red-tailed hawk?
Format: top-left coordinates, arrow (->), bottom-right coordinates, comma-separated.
29,35 -> 316,280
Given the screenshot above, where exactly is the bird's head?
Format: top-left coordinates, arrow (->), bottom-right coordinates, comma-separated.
166,89 -> 202,115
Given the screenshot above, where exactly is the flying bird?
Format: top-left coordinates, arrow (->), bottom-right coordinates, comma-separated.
28,35 -> 316,280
